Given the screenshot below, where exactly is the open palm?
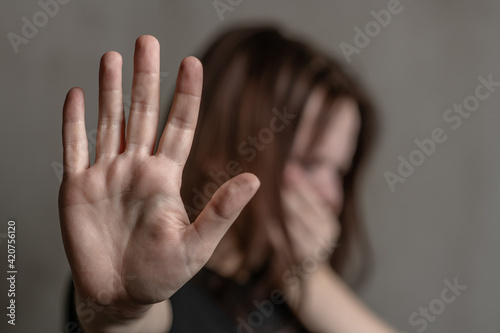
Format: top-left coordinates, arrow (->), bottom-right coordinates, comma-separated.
58,36 -> 259,311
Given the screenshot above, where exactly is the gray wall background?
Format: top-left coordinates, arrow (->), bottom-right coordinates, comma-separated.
1,0 -> 499,332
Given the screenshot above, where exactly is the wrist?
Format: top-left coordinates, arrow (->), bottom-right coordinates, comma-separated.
74,291 -> 169,333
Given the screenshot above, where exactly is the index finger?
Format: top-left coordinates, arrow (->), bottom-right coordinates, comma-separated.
156,56 -> 202,167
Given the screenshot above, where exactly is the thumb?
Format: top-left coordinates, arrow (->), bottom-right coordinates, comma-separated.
186,172 -> 260,253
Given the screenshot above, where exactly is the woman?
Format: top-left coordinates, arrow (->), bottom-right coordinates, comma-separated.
60,26 -> 397,332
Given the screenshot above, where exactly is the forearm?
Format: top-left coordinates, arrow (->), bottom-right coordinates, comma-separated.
288,264 -> 397,333
74,291 -> 171,333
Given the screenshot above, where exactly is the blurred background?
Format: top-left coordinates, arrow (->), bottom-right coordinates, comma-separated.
0,0 -> 499,332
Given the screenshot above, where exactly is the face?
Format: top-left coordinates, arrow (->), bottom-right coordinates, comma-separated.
285,89 -> 361,216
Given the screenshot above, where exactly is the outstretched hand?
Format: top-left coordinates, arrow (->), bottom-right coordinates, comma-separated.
58,36 -> 260,316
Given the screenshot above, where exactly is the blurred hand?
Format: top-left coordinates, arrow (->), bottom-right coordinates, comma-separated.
281,161 -> 339,262
58,36 -> 260,317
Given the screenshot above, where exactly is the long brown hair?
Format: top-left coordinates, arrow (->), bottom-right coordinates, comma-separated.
179,24 -> 376,294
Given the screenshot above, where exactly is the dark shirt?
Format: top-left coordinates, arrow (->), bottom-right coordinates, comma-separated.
66,267 -> 309,332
